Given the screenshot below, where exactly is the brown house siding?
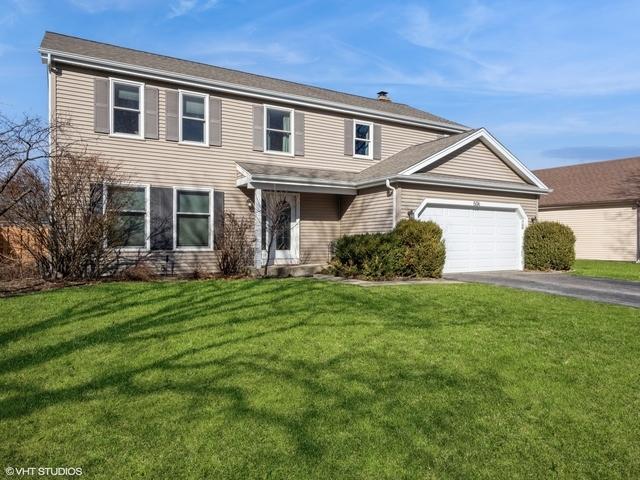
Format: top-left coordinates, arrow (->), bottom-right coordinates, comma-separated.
539,205 -> 638,261
53,65 -> 447,272
400,185 -> 539,222
340,186 -> 393,236
424,140 -> 528,184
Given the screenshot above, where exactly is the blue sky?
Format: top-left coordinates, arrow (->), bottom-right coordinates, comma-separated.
1,0 -> 639,169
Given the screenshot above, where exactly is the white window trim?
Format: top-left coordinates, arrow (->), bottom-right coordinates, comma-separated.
103,183 -> 150,251
109,77 -> 145,139
178,89 -> 209,146
353,119 -> 373,159
264,105 -> 294,156
173,186 -> 214,251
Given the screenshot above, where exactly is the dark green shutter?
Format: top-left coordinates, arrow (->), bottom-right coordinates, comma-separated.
214,191 -> 225,249
150,187 -> 174,250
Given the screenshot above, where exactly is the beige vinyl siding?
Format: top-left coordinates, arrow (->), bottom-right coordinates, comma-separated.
340,187 -> 393,235
424,140 -> 528,184
539,205 -> 638,261
400,185 -> 538,222
299,193 -> 340,263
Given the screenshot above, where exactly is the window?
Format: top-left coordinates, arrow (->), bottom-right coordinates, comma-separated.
175,189 -> 212,249
111,80 -> 143,136
354,120 -> 372,158
180,91 -> 208,144
265,106 -> 293,154
106,185 -> 148,248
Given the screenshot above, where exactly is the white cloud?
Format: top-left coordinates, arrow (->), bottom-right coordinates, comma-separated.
167,0 -> 219,18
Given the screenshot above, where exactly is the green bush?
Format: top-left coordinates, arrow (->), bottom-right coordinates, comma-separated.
524,221 -> 576,271
330,219 -> 445,279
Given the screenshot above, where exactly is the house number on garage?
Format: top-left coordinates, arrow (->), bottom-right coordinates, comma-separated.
473,201 -> 481,207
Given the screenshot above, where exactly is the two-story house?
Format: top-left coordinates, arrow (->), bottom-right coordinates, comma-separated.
39,32 -> 550,274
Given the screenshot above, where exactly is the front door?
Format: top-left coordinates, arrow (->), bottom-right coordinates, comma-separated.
261,192 -> 300,264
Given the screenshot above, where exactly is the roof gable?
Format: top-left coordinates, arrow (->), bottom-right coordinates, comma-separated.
420,139 -> 529,184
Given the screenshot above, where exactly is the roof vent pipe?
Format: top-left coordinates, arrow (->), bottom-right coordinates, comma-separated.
377,91 -> 391,102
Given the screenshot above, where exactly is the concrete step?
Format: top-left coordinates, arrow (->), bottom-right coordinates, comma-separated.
259,263 -> 326,278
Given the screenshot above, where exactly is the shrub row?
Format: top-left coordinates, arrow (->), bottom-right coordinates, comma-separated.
524,221 -> 575,271
330,219 -> 445,279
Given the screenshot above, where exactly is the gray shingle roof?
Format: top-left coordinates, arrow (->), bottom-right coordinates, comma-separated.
534,157 -> 640,207
40,32 -> 466,130
237,162 -> 357,183
355,129 -> 479,181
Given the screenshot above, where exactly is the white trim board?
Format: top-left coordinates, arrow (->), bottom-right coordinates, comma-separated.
399,128 -> 549,191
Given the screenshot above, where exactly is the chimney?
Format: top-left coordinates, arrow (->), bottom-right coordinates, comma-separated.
377,90 -> 391,102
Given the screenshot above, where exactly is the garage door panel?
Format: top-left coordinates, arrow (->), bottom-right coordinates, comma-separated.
419,203 -> 522,273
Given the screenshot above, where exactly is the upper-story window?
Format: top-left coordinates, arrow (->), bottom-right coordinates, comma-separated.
111,79 -> 143,137
180,91 -> 208,144
354,120 -> 373,159
265,106 -> 293,154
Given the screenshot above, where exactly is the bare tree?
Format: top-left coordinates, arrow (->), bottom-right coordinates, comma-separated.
9,125 -> 144,280
259,190 -> 294,277
215,211 -> 253,276
0,113 -> 51,218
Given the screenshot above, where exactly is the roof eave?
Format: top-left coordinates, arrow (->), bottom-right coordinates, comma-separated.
40,48 -> 468,134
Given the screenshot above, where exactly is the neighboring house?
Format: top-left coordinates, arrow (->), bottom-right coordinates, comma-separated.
535,157 -> 640,262
39,32 -> 550,274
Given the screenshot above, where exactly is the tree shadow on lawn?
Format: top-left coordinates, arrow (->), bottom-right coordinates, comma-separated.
0,279 -> 550,476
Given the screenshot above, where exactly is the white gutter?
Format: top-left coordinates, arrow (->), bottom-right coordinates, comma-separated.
386,179 -> 397,227
40,49 -> 468,134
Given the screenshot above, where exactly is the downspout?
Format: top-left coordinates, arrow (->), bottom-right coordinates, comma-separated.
386,179 -> 397,228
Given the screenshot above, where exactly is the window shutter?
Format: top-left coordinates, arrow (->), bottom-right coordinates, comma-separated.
165,90 -> 179,142
209,97 -> 222,147
150,187 -> 174,250
252,104 -> 264,151
294,111 -> 305,156
144,86 -> 159,140
94,78 -> 109,134
344,119 -> 353,156
373,123 -> 382,160
213,191 -> 225,249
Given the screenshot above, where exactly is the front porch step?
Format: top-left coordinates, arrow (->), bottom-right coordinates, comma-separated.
259,263 -> 326,278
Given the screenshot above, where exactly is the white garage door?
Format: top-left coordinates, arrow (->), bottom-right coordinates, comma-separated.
418,200 -> 524,273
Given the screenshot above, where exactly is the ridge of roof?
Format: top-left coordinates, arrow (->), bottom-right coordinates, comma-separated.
40,31 -> 466,130
534,155 -> 640,173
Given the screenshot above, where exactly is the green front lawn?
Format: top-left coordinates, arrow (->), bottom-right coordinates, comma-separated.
572,259 -> 640,281
1,280 -> 639,479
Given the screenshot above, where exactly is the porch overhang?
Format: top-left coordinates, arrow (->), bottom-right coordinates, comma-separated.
235,161 -> 549,197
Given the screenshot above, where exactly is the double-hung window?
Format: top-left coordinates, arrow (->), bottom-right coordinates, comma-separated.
265,106 -> 293,154
175,189 -> 212,249
354,120 -> 373,158
180,91 -> 208,144
106,185 -> 148,249
111,80 -> 143,137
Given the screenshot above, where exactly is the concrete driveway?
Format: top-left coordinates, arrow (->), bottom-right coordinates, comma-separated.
445,271 -> 640,308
